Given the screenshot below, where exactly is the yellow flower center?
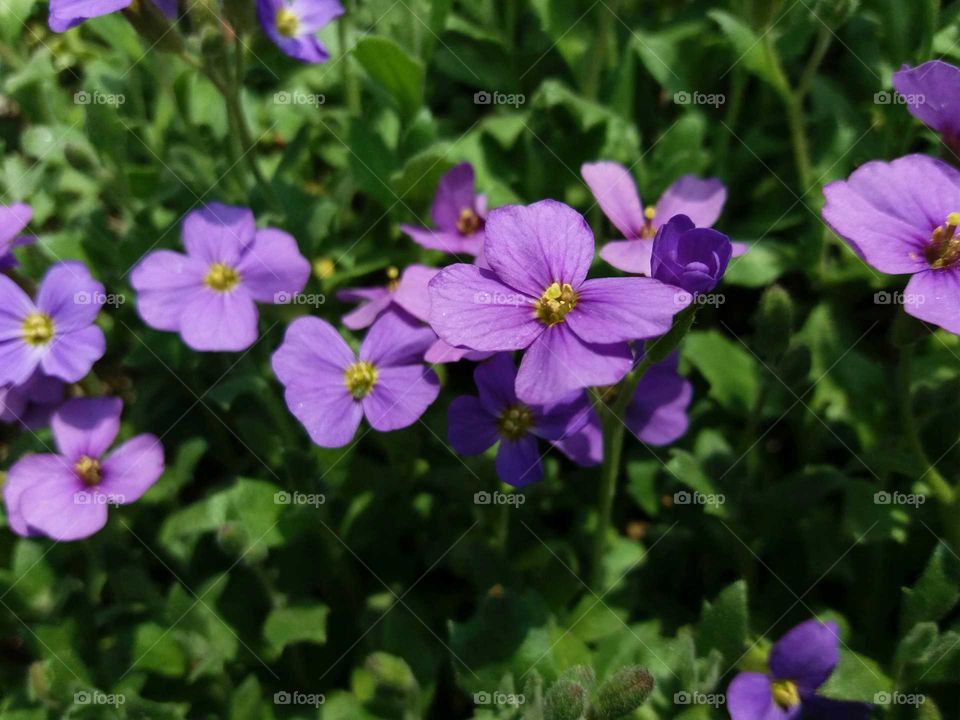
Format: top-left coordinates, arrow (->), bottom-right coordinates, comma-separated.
456,207 -> 482,236
770,680 -> 800,710
639,206 -> 657,239
344,361 -> 378,399
75,455 -> 102,486
204,263 -> 240,292
534,282 -> 578,325
275,7 -> 300,37
926,212 -> 960,269
497,404 -> 533,440
22,312 -> 54,346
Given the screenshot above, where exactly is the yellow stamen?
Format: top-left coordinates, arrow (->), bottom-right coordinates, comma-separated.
925,213 -> 960,269
344,361 -> 378,399
386,266 -> 400,292
497,404 -> 533,440
275,7 -> 300,37
456,207 -> 482,236
770,680 -> 800,709
313,257 -> 335,280
74,455 -> 102,486
534,282 -> 577,325
22,312 -> 54,346
204,263 -> 240,292
639,206 -> 657,239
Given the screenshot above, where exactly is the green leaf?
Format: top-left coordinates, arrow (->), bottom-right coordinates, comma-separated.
683,330 -> 760,415
132,622 -> 188,677
353,37 -> 425,118
263,605 -> 330,658
818,649 -> 891,703
707,11 -> 791,100
698,581 -> 748,665
902,544 -> 960,629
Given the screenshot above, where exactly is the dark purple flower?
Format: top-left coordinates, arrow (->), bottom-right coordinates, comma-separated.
3,397 -> 164,541
822,154 -> 960,334
0,203 -> 34,270
271,311 -> 439,448
49,0 -> 176,32
257,0 -> 344,63
650,214 -> 732,295
0,369 -> 65,429
582,161 -> 744,274
892,61 -> 960,153
429,200 -> 690,405
338,264 -> 438,330
401,163 -> 487,257
131,203 -> 310,352
553,353 -> 692,465
447,354 -> 590,486
727,619 -> 872,720
0,261 -> 106,386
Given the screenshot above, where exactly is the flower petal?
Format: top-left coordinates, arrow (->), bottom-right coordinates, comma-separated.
19,478 -> 108,541
581,161 -> 645,239
235,228 -> 311,303
447,396 -> 499,455
283,382 -> 362,447
566,277 -> 690,344
0,339 -> 41,386
392,265 -> 440,323
49,0 -> 131,31
892,61 -> 960,138
271,316 -> 354,387
474,352 -> 519,415
36,261 -> 105,332
182,203 -> 255,265
552,410 -> 602,466
40,325 -> 106,383
484,200 -> 595,295
52,397 -> 122,460
179,289 -> 259,352
769,619 -> 840,691
626,355 -> 692,445
400,225 -> 483,256
0,274 -> 36,341
904,269 -> 960,335
3,454 -> 72,537
430,162 -> 478,232
341,291 -> 394,330
599,239 -> 654,275
533,391 -> 593,441
495,436 -> 542,487
0,203 -> 32,249
655,176 -> 727,228
360,309 -> 437,367
362,365 -> 440,431
727,672 -> 787,720
100,434 -> 165,503
130,250 -> 206,331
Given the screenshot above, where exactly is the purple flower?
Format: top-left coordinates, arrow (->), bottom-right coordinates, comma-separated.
429,200 -> 690,405
727,619 -> 872,720
0,261 -> 106,386
424,338 -> 493,365
0,369 -> 65,429
400,163 -> 487,257
650,214 -> 732,295
553,353 -> 692,465
271,311 -> 439,448
447,354 -> 590,486
892,61 -> 960,153
3,397 -> 164,541
582,161 -> 743,274
49,0 -> 176,32
338,264 -> 438,330
0,203 -> 34,270
822,153 -> 960,334
131,203 -> 310,352
257,0 -> 344,63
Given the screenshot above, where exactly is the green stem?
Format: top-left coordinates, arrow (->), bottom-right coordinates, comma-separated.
784,93 -> 813,192
582,0 -> 615,101
339,1 -> 361,115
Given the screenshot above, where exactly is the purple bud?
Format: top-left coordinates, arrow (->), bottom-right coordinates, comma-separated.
650,214 -> 732,295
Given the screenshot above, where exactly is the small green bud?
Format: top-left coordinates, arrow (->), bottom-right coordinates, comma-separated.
590,666 -> 654,720
523,670 -> 545,720
544,679 -> 587,720
558,665 -> 595,689
753,285 -> 793,362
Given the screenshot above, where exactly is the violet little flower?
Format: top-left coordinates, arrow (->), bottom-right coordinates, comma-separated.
0,203 -> 34,270
131,202 -> 310,352
429,200 -> 690,405
822,153 -> 960,334
3,397 -> 164,541
582,161 -> 743,274
727,619 -> 871,720
892,61 -> 960,154
338,264 -> 438,330
447,353 -> 590,486
0,261 -> 106,386
0,369 -> 65,429
650,214 -> 732,295
553,353 -> 692,466
257,0 -> 344,64
271,311 -> 439,448
400,163 -> 487,257
49,0 -> 176,32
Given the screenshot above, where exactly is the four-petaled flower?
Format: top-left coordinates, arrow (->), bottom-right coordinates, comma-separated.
271,311 -> 440,447
3,397 -> 164,541
0,261 -> 106,386
447,353 -> 591,486
401,163 -> 488,257
257,0 -> 344,63
727,619 -> 872,720
429,200 -> 690,405
131,202 -> 310,352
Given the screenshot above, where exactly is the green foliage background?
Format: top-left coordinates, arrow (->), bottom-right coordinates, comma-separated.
1,0 -> 959,717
